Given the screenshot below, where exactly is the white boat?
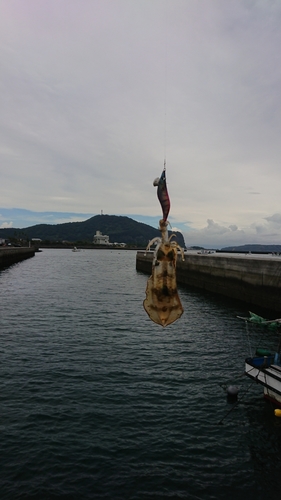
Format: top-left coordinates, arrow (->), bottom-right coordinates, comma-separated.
245,356 -> 281,407
72,246 -> 80,252
241,312 -> 281,407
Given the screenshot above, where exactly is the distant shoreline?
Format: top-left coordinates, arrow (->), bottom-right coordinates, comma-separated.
38,245 -> 146,250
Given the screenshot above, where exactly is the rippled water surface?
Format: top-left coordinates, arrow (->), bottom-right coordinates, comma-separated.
1,249 -> 281,499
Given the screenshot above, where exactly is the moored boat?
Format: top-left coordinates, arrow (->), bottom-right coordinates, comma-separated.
245,356 -> 281,407
241,312 -> 281,407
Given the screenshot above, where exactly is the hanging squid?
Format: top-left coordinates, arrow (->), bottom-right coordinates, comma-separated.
143,168 -> 184,327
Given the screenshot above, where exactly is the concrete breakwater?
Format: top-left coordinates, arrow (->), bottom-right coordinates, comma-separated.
136,251 -> 281,314
0,247 -> 35,269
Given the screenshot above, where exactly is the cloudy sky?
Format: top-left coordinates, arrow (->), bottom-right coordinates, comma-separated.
1,0 -> 280,248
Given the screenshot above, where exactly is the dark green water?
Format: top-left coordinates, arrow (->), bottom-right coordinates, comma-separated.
1,249 -> 281,499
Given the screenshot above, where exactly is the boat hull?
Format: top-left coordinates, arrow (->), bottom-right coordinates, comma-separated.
245,358 -> 281,408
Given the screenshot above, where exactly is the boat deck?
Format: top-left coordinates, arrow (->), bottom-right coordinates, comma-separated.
245,358 -> 281,406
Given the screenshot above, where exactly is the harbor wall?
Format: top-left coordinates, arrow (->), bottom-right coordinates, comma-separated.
136,251 -> 281,313
0,247 -> 36,269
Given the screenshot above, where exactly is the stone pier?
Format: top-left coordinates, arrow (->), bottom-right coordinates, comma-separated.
136,250 -> 281,314
0,247 -> 36,269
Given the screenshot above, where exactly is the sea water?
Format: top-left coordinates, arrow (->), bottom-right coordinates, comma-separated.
0,249 -> 281,499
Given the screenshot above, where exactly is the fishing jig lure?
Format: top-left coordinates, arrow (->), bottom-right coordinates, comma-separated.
143,168 -> 184,327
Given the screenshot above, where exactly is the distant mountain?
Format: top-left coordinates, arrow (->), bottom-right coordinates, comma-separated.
221,244 -> 281,253
0,214 -> 185,247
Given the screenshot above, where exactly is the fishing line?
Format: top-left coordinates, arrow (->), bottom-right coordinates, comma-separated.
163,0 -> 168,170
245,320 -> 253,357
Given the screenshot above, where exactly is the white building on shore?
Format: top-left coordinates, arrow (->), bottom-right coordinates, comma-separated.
93,230 -> 110,245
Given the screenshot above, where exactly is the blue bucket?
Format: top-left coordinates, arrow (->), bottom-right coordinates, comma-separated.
247,356 -> 274,368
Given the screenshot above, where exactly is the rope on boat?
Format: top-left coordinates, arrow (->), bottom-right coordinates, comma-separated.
245,320 -> 253,357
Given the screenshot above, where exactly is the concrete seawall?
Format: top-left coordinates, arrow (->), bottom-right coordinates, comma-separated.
136,251 -> 281,314
0,247 -> 36,269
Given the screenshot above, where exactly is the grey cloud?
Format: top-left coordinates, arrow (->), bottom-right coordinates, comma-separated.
265,214 -> 281,225
0,0 -> 280,243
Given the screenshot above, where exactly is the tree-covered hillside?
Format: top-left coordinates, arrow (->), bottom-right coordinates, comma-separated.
0,214 -> 185,247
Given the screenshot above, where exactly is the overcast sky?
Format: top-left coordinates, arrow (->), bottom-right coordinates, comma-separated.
1,0 -> 280,248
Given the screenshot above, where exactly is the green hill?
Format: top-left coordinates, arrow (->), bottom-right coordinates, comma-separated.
0,214 -> 185,247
